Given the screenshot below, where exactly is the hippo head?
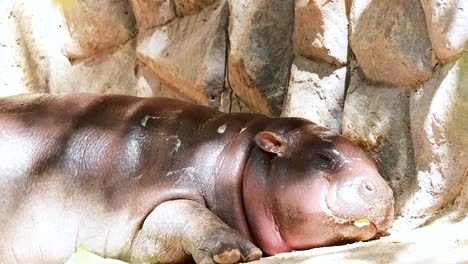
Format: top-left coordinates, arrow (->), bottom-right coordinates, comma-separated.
242,122 -> 394,255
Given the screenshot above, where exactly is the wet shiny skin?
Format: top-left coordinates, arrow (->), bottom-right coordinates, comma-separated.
242,126 -> 394,255
0,93 -> 394,263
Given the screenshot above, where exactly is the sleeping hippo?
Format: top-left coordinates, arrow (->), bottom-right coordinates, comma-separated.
0,93 -> 394,264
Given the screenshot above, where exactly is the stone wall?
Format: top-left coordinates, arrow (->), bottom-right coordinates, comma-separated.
0,0 -> 466,227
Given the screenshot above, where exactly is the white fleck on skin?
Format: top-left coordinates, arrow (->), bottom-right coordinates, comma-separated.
217,124 -> 227,134
240,127 -> 247,133
165,167 -> 197,186
141,116 -> 159,127
165,167 -> 196,178
166,136 -> 181,154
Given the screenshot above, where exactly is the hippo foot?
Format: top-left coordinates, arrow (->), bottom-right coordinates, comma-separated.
131,199 -> 262,264
192,227 -> 262,264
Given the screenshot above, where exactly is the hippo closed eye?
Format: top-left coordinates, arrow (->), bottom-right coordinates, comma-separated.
0,93 -> 394,264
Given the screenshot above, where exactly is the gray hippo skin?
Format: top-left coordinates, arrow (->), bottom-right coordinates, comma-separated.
0,93 -> 394,264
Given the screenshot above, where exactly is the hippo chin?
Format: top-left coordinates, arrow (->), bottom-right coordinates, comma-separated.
0,93 -> 394,264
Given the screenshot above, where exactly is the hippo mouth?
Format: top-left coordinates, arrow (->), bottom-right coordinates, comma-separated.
317,202 -> 388,246
322,182 -> 394,236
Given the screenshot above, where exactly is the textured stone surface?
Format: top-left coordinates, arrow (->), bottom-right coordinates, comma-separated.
402,53 -> 468,218
282,56 -> 346,133
135,64 -> 190,100
0,0 -> 152,98
137,0 -> 227,108
60,0 -> 135,60
456,170 -> 468,211
420,0 -> 468,63
173,0 -> 217,17
349,0 -> 433,87
130,0 -> 175,30
0,8 -> 38,96
342,65 -> 415,215
228,0 -> 294,115
219,86 -> 251,113
49,41 -> 140,96
293,0 -> 348,66
0,0 -> 70,96
0,0 -> 62,95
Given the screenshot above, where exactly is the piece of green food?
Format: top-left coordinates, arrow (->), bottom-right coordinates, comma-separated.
353,219 -> 371,228
65,246 -> 102,264
65,246 -> 129,264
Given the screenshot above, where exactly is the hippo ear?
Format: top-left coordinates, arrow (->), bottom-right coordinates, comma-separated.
255,132 -> 287,156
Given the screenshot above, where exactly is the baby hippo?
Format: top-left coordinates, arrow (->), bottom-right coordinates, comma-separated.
0,93 -> 394,264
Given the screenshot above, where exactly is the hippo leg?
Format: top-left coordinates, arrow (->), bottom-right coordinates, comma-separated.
131,200 -> 262,264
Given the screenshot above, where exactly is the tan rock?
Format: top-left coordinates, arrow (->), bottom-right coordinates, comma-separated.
402,53 -> 468,218
0,0 -> 149,98
130,0 -> 175,30
228,0 -> 294,115
342,64 -> 415,215
282,56 -> 346,133
136,0 -> 227,108
49,41 -> 139,95
60,0 -> 136,60
293,0 -> 348,66
455,170 -> 468,211
173,0 -> 217,17
0,0 -> 69,95
349,0 -> 433,87
135,65 -> 191,100
420,0 -> 468,63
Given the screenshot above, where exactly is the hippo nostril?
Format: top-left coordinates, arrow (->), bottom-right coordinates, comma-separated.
365,183 -> 374,191
362,181 -> 375,192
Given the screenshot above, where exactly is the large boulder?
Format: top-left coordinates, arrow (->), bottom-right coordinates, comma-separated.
59,0 -> 136,61
129,0 -> 175,30
420,0 -> 468,63
0,0 -> 60,95
349,0 -> 433,87
402,53 -> 468,218
293,0 -> 348,66
136,0 -> 227,108
282,56 -> 346,133
227,0 -> 294,115
49,41 -> 140,96
0,0 -> 146,97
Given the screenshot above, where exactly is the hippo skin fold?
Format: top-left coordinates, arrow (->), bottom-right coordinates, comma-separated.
0,93 -> 394,264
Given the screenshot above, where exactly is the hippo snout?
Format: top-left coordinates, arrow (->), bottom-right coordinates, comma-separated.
325,173 -> 394,232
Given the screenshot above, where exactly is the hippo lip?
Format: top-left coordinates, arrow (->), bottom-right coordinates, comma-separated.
321,184 -> 382,232
322,178 -> 395,233
322,195 -> 391,233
